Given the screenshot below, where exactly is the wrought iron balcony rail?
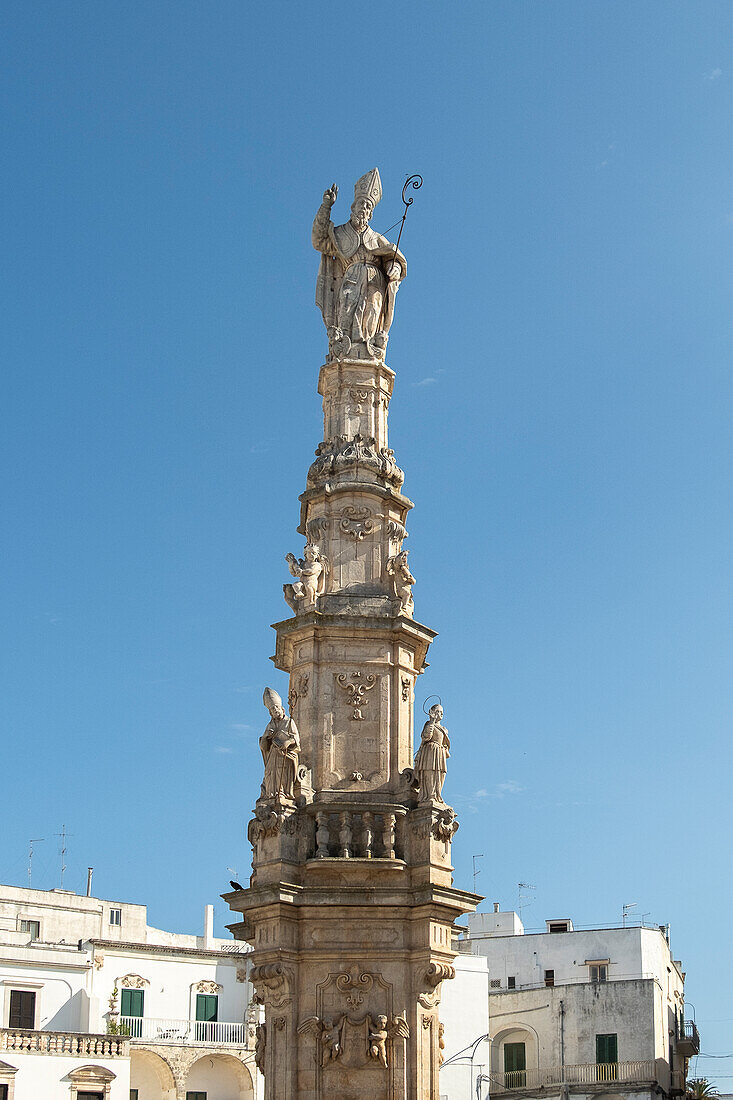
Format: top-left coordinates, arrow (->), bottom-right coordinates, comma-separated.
489,1059 -> 658,1091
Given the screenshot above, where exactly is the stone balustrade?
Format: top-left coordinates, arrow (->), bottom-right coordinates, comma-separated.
309,805 -> 405,860
0,1027 -> 129,1057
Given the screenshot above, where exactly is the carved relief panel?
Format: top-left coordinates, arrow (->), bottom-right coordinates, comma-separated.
298,964 -> 408,1099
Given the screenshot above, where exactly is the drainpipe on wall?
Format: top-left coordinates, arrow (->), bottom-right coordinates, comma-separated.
560,999 -> 565,1083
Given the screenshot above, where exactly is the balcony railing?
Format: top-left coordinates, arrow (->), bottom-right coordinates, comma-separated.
0,1028 -> 128,1057
677,1020 -> 700,1056
490,1060 -> 658,1091
119,1016 -> 249,1047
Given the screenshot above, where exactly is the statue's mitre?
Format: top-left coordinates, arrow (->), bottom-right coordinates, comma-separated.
353,167 -> 382,208
263,687 -> 282,710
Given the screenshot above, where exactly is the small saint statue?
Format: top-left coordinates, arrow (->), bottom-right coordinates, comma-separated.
284,543 -> 329,612
312,168 -> 407,361
259,688 -> 300,801
414,703 -> 450,804
386,550 -> 415,617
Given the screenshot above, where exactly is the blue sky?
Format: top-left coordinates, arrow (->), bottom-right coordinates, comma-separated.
2,1 -> 732,1082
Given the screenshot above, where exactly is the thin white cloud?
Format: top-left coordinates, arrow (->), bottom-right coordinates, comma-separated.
704,67 -> 722,81
412,376 -> 437,387
215,746 -> 233,754
230,723 -> 253,731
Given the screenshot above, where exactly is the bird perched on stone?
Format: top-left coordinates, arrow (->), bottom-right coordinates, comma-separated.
229,879 -> 244,891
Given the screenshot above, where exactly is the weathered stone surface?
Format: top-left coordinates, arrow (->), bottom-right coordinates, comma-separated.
226,169 -> 479,1099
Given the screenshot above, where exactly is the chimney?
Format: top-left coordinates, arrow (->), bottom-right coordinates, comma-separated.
493,902 -> 500,913
204,904 -> 215,949
86,868 -> 93,897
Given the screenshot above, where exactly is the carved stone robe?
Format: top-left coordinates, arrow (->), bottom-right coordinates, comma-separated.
313,204 -> 406,345
260,714 -> 300,800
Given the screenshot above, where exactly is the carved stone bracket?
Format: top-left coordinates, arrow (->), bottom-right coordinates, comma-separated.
250,963 -> 293,1010
401,675 -> 411,702
417,962 -> 456,1008
248,800 -> 298,842
432,806 -> 459,843
335,671 -> 378,720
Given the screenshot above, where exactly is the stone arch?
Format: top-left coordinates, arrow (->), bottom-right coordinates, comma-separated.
130,1048 -> 176,1099
184,1051 -> 256,1099
490,1021 -> 541,1079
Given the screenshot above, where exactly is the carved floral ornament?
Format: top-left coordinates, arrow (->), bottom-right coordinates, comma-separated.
193,980 -> 222,994
117,973 -> 148,989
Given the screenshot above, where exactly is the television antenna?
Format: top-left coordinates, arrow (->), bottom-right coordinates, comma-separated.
473,854 -> 483,893
28,838 -> 45,888
518,882 -> 536,920
55,825 -> 72,889
622,902 -> 637,926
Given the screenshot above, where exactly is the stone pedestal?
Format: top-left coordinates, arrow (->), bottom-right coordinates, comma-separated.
227,340 -> 479,1098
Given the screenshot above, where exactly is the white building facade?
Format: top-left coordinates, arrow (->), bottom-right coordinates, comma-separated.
459,907 -> 699,1100
0,884 -> 262,1100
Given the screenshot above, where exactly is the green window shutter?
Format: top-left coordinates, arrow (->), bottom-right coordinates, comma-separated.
504,1042 -> 526,1072
196,994 -> 218,1022
596,1034 -> 618,1064
120,988 -> 144,1018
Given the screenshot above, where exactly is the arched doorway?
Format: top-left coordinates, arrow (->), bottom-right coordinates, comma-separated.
184,1052 -> 255,1100
129,1048 -> 176,1100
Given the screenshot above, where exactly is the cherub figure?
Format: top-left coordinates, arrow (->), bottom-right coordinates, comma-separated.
284,542 -> 329,612
386,550 -> 415,617
321,1015 -> 345,1065
368,1014 -> 389,1068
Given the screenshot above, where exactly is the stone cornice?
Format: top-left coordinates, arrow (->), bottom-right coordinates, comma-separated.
87,939 -> 251,961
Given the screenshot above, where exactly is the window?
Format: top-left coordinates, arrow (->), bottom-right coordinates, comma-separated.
195,993 -> 218,1040
548,921 -> 570,933
130,1092 -> 139,1100
78,1094 -> 104,1100
186,1094 -> 207,1100
504,1041 -> 526,1087
0,1086 -> 8,1100
490,979 -> 501,989
507,976 -> 516,990
589,963 -> 608,983
544,969 -> 554,987
109,908 -> 122,926
596,1033 -> 618,1080
120,988 -> 144,1037
9,989 -> 36,1029
19,919 -> 40,941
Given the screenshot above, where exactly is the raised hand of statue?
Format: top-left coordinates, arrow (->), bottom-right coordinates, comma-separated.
323,183 -> 338,207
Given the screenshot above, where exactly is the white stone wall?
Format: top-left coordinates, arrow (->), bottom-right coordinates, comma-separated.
0,1048 -> 130,1099
438,953 -> 490,1100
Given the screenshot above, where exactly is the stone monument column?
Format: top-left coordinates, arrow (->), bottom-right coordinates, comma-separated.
225,168 -> 479,1100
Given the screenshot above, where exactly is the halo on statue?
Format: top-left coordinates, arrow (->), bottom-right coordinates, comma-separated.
422,694 -> 442,715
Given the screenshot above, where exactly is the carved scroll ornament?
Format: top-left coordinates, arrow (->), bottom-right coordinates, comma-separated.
335,671 -> 378,720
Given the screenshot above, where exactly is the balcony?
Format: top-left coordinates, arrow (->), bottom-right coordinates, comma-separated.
119,1016 -> 249,1047
490,1060 -> 658,1092
677,1020 -> 700,1057
0,1028 -> 128,1058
